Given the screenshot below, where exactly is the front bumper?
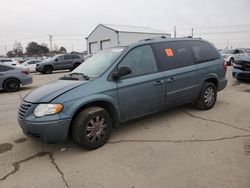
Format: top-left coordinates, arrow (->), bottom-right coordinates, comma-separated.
232,68 -> 250,80
18,118 -> 71,143
21,76 -> 33,86
36,66 -> 43,72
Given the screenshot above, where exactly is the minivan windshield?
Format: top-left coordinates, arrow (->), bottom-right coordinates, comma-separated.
72,47 -> 127,78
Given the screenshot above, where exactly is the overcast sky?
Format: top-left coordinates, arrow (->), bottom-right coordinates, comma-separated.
0,0 -> 250,55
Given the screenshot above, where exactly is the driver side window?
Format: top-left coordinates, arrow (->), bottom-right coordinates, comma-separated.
118,45 -> 157,78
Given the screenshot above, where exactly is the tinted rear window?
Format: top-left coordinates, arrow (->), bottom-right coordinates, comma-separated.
151,41 -> 195,71
188,41 -> 220,63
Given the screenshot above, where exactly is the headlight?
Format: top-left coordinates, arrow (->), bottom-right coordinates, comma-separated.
34,104 -> 63,117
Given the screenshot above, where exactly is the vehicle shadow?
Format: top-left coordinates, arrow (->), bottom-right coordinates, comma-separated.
20,104 -> 196,153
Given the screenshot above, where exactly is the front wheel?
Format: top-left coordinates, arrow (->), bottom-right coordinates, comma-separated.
72,107 -> 113,149
43,66 -> 53,74
194,82 -> 217,110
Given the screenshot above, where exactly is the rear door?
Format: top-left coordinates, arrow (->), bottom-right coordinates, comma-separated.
64,55 -> 74,68
116,45 -> 165,122
151,41 -> 198,107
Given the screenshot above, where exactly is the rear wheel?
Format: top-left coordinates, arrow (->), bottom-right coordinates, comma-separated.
3,79 -> 20,92
194,82 -> 217,110
72,107 -> 113,149
43,66 -> 53,74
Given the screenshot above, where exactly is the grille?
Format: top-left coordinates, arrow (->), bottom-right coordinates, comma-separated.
18,102 -> 32,119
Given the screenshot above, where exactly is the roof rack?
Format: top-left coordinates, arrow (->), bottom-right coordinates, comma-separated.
139,36 -> 169,42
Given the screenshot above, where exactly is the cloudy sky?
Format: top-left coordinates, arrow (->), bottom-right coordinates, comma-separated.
0,0 -> 250,55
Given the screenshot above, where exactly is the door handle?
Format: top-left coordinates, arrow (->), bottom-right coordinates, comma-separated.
166,77 -> 175,83
153,80 -> 164,86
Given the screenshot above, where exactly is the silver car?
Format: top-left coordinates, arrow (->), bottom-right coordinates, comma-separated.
0,63 -> 33,92
0,58 -> 19,66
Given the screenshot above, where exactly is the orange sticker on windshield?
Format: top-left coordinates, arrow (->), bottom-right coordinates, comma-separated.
165,48 -> 174,57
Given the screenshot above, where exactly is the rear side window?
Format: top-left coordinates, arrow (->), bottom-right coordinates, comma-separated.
0,65 -> 13,72
118,45 -> 158,78
72,55 -> 80,59
65,55 -> 73,60
151,41 -> 194,71
27,61 -> 35,65
188,41 -> 220,63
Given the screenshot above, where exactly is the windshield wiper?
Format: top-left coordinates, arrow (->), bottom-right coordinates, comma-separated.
69,72 -> 89,80
59,76 -> 79,81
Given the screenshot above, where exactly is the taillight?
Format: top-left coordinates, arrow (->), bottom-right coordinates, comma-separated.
223,60 -> 227,72
21,70 -> 29,74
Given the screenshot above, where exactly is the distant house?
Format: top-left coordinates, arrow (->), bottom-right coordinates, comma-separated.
86,24 -> 171,54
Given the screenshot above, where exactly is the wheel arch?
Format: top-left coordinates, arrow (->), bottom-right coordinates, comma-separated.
204,77 -> 218,89
44,64 -> 54,70
68,99 -> 120,137
2,77 -> 21,88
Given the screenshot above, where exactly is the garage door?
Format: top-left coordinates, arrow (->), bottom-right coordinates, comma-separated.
89,42 -> 98,54
101,40 -> 111,50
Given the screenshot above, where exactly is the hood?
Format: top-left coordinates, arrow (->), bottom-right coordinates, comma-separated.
24,80 -> 87,103
239,56 -> 250,62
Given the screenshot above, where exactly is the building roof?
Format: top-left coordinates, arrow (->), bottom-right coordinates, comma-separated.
86,24 -> 170,39
102,24 -> 169,34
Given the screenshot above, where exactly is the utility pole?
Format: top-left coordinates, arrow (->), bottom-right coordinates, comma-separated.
4,46 -> 7,56
191,28 -> 194,37
49,35 -> 53,51
174,26 -> 176,38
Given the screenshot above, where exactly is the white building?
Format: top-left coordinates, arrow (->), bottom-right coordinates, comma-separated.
86,24 -> 171,54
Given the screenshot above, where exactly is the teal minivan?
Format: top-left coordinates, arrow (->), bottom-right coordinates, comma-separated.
18,38 -> 227,149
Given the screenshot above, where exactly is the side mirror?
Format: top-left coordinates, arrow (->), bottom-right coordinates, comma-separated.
55,59 -> 58,62
112,66 -> 132,79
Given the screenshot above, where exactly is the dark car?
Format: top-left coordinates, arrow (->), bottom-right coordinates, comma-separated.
36,54 -> 83,74
0,64 -> 32,92
232,56 -> 250,80
18,37 -> 227,149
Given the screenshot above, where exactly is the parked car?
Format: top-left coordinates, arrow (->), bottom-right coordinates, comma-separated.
0,58 -> 19,66
244,48 -> 250,55
18,38 -> 227,149
17,60 -> 42,72
36,54 -> 83,74
221,48 -> 248,65
232,56 -> 250,81
0,64 -> 32,92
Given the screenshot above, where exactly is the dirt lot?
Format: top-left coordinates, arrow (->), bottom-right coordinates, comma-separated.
0,67 -> 250,188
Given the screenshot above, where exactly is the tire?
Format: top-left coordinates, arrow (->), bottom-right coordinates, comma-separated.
72,107 -> 113,149
3,79 -> 20,92
229,58 -> 234,65
43,66 -> 53,74
194,82 -> 217,110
